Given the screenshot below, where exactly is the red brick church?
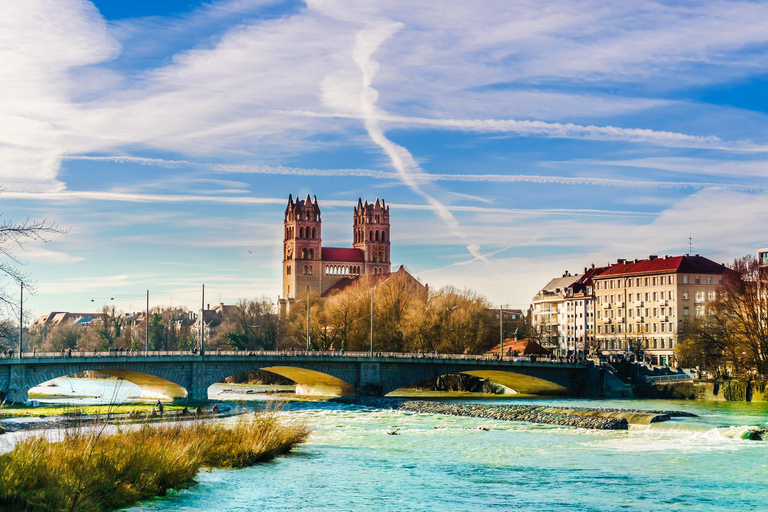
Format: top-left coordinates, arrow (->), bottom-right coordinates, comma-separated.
279,194 -> 399,313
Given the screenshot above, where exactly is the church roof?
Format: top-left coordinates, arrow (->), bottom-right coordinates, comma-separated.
322,247 -> 365,262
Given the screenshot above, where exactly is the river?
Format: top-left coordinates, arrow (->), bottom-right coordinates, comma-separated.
21,379 -> 768,511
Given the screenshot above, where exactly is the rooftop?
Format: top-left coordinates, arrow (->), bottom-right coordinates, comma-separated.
596,254 -> 727,277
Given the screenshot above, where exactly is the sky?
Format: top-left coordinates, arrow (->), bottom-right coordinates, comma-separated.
2,0 -> 768,319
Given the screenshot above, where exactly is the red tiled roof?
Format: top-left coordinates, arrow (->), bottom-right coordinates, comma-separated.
486,339 -> 551,355
597,255 -> 726,277
322,247 -> 365,262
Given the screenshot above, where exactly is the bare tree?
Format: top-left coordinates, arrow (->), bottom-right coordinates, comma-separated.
0,215 -> 65,313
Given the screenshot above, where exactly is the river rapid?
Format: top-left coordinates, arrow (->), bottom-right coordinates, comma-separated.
20,379 -> 768,511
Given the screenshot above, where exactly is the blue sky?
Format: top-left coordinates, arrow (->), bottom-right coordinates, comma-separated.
2,0 -> 768,318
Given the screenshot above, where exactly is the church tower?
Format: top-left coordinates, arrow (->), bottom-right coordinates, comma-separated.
283,194 -> 322,299
353,197 -> 391,275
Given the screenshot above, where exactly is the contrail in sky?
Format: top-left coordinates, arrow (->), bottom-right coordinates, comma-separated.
351,23 -> 488,263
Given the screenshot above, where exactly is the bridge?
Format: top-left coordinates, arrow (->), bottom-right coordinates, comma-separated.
0,351 -> 601,403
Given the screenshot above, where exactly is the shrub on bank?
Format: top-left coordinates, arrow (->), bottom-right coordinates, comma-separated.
0,410 -> 309,512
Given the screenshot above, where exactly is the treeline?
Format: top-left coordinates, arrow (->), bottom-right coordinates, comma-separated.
284,272 -> 503,353
677,254 -> 768,375
21,272 -> 523,355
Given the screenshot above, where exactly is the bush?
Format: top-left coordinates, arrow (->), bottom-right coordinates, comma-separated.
0,409 -> 309,512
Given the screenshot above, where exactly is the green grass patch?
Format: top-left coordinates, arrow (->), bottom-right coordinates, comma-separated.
0,403 -> 196,418
0,408 -> 309,512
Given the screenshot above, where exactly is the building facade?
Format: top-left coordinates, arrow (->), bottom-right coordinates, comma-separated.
532,272 -> 581,351
280,194 -> 392,308
532,266 -> 606,356
592,254 -> 726,366
759,246 -> 768,268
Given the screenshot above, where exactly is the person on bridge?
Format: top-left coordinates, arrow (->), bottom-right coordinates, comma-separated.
155,400 -> 164,415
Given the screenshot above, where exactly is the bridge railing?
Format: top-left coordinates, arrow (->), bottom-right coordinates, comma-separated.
1,349 -> 587,366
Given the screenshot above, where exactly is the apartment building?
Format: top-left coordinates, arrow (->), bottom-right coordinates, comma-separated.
593,254 -> 726,366
532,272 -> 580,350
560,266 -> 607,357
759,246 -> 768,268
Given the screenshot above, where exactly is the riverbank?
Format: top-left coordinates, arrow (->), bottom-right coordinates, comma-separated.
0,409 -> 309,512
333,397 -> 699,430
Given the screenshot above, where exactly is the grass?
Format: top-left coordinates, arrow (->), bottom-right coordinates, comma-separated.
0,408 -> 309,512
0,403 -> 196,418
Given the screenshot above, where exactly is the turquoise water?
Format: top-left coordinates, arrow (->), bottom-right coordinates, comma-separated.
28,380 -> 768,511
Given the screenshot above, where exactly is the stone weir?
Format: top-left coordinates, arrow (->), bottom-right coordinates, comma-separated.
331,398 -> 696,430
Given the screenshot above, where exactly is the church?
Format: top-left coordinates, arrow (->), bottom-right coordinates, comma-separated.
279,194 -> 393,309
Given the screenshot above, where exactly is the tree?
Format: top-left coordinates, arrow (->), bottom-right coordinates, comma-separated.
216,298 -> 281,351
676,255 -> 768,374
0,215 -> 64,351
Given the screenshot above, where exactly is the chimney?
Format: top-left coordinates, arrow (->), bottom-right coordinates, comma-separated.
207,303 -> 210,310
617,258 -> 626,264
649,255 -> 658,260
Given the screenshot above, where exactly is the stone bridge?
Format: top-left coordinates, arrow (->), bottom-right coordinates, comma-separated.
0,352 -> 598,403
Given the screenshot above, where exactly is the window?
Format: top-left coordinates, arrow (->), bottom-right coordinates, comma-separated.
683,291 -> 688,300
597,326 -> 602,334
718,277 -> 723,285
669,275 -> 674,285
696,305 -> 703,316
653,277 -> 657,286
696,291 -> 703,301
653,292 -> 658,301
669,291 -> 674,300
661,276 -> 665,285
707,291 -> 715,301
303,265 -> 308,275
645,292 -> 650,301
636,278 -> 641,286
695,276 -> 701,285
287,285 -> 290,295
308,265 -> 313,275
287,265 -> 291,275
661,323 -> 665,332
644,277 -> 649,286
660,291 -> 665,300
683,275 -> 689,284
707,276 -> 712,285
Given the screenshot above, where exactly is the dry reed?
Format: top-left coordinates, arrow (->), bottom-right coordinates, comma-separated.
0,408 -> 309,512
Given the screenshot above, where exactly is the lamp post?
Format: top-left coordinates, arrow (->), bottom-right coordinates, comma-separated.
499,305 -> 504,359
306,292 -> 310,350
18,282 -> 23,359
370,288 -> 374,357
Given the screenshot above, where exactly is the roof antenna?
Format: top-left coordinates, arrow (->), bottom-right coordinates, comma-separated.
688,233 -> 692,254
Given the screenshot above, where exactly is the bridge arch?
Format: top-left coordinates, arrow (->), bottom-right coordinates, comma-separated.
23,363 -> 189,401
204,362 -> 357,397
380,364 -> 575,397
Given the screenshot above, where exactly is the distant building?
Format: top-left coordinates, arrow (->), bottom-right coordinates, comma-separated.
758,246 -> 768,268
531,265 -> 607,356
32,312 -> 101,328
592,254 -> 727,366
531,272 -> 581,351
279,194 -> 414,315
